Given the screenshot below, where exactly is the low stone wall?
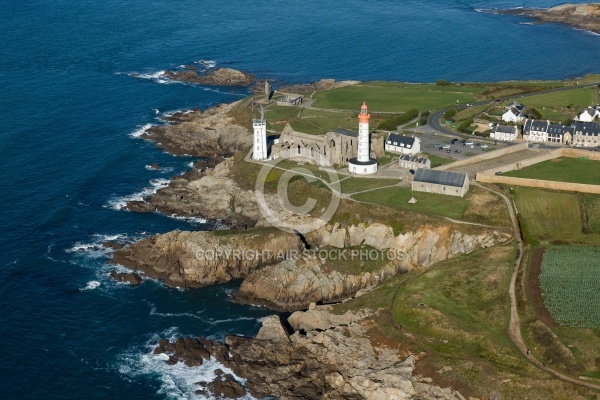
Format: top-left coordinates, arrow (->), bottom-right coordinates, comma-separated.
435,142 -> 528,171
476,174 -> 600,194
480,148 -> 562,175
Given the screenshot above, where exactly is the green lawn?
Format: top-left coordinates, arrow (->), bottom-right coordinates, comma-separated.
522,87 -> 597,109
512,187 -> 600,245
351,186 -> 469,219
504,157 -> 600,186
339,177 -> 400,194
422,153 -> 454,168
312,83 -> 483,112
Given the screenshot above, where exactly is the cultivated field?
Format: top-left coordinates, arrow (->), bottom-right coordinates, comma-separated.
540,246 -> 600,329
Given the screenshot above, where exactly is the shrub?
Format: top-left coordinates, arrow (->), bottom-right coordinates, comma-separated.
418,111 -> 430,126
443,108 -> 457,121
458,117 -> 474,133
377,108 -> 419,130
474,130 -> 490,138
436,79 -> 451,86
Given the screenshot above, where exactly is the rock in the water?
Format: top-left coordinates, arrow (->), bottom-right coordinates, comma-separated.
164,66 -> 253,86
109,269 -> 143,285
207,373 -> 246,399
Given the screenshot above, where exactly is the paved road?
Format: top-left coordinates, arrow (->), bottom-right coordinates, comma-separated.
427,81 -> 600,137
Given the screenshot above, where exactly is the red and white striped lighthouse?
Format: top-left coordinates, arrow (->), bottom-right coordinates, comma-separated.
349,102 -> 378,174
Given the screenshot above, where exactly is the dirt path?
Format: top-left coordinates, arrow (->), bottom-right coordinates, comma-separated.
474,182 -> 600,391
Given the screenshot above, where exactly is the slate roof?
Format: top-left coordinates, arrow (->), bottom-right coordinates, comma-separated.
332,128 -> 358,137
547,124 -> 574,138
494,125 -> 517,134
523,119 -> 549,132
413,169 -> 467,188
506,102 -> 525,112
571,121 -> 600,136
386,133 -> 416,148
400,155 -> 428,164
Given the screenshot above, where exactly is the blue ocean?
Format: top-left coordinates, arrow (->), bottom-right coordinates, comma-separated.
0,1 -> 598,398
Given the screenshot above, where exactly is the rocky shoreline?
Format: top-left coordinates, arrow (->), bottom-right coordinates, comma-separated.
496,3 -> 600,34
152,307 -> 470,399
116,85 -> 510,398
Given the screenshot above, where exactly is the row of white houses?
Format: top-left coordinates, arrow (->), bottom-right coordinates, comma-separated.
491,119 -> 600,147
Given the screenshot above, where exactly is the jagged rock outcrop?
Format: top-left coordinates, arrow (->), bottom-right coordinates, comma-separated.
497,3 -> 600,34
112,229 -> 302,288
130,158 -> 263,229
140,102 -> 252,157
163,66 -> 254,86
113,220 -> 509,306
153,310 -> 469,399
109,269 -> 143,285
235,223 -> 510,310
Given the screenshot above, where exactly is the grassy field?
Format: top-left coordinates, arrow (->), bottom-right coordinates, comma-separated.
421,153 -> 454,168
351,186 -> 469,219
312,83 -> 483,112
522,87 -> 597,109
339,177 -> 399,194
504,157 -> 600,185
512,187 -> 600,245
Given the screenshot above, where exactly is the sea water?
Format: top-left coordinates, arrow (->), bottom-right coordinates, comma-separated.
0,1 -> 598,398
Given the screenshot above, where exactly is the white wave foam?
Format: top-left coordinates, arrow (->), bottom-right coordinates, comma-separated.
186,161 -> 195,168
206,316 -> 257,326
170,214 -> 207,225
80,281 -> 101,291
149,305 -> 206,321
130,123 -> 153,138
195,59 -> 217,69
519,22 -> 534,25
107,178 -> 170,210
118,332 -> 256,400
130,70 -> 181,85
575,28 -> 600,36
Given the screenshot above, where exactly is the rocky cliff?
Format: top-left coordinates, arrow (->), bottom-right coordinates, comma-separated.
235,223 -> 510,310
128,158 -> 263,229
153,308 -> 470,399
112,229 -> 302,288
113,222 -> 510,305
140,102 -> 252,157
498,3 -> 600,34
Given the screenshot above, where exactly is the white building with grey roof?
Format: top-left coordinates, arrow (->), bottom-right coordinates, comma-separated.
412,169 -> 469,197
490,125 -> 519,141
384,132 -> 421,155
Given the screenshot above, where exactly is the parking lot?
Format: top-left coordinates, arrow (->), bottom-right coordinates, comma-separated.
411,126 -> 507,161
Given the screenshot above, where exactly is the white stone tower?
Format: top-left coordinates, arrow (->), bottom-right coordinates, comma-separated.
253,107 -> 267,161
348,102 -> 378,174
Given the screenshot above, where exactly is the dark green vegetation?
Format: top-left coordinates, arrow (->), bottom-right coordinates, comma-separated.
540,246 -> 600,329
377,109 -> 419,130
504,157 -> 600,186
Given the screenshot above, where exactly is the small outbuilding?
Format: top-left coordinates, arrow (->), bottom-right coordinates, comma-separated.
412,169 -> 469,197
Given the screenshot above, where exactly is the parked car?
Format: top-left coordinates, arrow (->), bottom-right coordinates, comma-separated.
454,149 -> 461,154
481,144 -> 488,149
446,149 -> 451,153
465,141 -> 474,145
495,171 -> 503,176
460,139 -> 467,144
435,143 -> 443,148
442,144 -> 450,149
450,138 -> 458,144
